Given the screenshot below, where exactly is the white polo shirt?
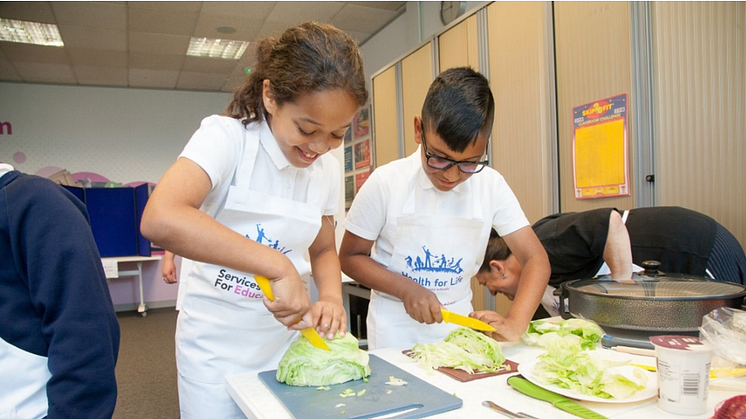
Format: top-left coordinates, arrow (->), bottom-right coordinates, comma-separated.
180,115 -> 339,219
344,147 -> 528,272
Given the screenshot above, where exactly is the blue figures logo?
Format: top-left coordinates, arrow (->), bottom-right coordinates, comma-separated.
402,246 -> 464,290
245,223 -> 291,254
405,245 -> 463,274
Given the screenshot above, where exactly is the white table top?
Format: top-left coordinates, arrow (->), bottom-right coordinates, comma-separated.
101,255 -> 162,263
225,342 -> 744,419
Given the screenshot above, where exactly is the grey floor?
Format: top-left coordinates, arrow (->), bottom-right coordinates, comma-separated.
114,307 -> 180,419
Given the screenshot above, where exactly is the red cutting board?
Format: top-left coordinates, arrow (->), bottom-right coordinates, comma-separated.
403,350 -> 519,382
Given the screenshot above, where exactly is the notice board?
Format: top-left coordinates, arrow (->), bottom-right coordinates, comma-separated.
572,93 -> 629,199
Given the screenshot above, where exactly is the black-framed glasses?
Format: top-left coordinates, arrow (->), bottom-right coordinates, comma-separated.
420,122 -> 489,174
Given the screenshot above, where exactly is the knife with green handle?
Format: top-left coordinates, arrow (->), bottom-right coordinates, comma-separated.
507,375 -> 609,419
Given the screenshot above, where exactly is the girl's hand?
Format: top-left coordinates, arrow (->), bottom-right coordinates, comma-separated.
293,300 -> 347,340
162,262 -> 177,284
264,275 -> 311,327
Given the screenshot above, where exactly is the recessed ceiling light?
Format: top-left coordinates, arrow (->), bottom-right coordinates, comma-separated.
0,18 -> 64,47
216,26 -> 236,34
187,37 -> 248,59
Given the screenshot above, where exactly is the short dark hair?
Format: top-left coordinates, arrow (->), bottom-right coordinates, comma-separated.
421,67 -> 495,152
225,21 -> 368,125
479,229 -> 512,273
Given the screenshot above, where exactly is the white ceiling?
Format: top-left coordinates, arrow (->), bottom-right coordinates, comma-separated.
0,1 -> 406,92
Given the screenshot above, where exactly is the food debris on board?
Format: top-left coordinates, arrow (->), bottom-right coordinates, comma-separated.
385,376 -> 408,386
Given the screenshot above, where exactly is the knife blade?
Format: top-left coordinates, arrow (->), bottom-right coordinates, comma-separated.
254,275 -> 331,351
507,376 -> 609,419
441,308 -> 496,332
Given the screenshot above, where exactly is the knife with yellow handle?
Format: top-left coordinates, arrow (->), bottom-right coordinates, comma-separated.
254,275 -> 331,351
441,308 -> 496,332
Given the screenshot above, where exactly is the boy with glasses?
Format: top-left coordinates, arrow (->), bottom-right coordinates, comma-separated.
340,67 -> 550,349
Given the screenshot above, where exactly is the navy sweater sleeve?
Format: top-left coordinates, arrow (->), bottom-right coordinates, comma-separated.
1,173 -> 120,418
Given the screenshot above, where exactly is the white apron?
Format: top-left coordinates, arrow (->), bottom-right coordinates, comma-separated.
0,337 -> 50,419
367,183 -> 488,349
176,127 -> 323,418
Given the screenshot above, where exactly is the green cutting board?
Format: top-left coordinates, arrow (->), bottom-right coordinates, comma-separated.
258,355 -> 463,419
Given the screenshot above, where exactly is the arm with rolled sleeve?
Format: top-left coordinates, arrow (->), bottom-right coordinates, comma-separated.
2,174 -> 120,418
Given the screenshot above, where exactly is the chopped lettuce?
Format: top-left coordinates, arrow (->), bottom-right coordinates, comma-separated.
522,318 -> 604,350
276,333 -> 371,386
410,327 -> 506,373
532,347 -> 648,399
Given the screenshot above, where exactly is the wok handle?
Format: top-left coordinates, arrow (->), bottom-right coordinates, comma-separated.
556,283 -> 571,319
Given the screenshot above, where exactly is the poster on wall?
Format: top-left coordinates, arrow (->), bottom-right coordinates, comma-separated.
345,175 -> 355,204
572,93 -> 629,199
344,127 -> 353,144
344,146 -> 353,172
354,139 -> 370,169
355,170 -> 371,193
353,107 -> 370,140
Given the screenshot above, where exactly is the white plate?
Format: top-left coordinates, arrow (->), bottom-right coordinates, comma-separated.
517,354 -> 658,403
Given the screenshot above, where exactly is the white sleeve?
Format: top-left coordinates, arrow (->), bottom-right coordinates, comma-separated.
486,170 -> 530,236
321,154 -> 340,216
343,169 -> 387,241
179,115 -> 244,193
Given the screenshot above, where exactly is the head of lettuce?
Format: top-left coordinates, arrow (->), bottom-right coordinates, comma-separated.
276,333 -> 371,386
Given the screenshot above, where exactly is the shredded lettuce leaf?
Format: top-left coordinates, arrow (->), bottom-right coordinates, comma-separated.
410,327 -> 506,373
522,318 -> 604,350
276,333 -> 371,386
532,347 -> 648,399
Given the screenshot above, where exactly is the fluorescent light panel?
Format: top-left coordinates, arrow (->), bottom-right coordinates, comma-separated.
187,37 -> 248,59
0,18 -> 64,47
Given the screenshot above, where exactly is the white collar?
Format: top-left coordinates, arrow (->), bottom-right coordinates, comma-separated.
413,146 -> 470,194
258,120 -> 295,172
0,163 -> 15,179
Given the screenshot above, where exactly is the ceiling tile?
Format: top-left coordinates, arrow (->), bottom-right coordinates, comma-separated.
265,2 -> 344,26
0,43 -> 70,64
222,68 -> 247,93
67,48 -> 127,68
182,56 -> 239,74
13,62 -> 77,84
332,4 -> 399,34
0,1 -> 56,23
131,1 -> 203,13
192,14 -> 263,41
0,1 -> 401,92
51,1 -> 127,31
0,59 -> 22,81
344,30 -> 373,45
252,20 -> 298,41
200,1 -> 277,20
177,71 -> 228,91
129,51 -> 185,71
128,68 -> 179,89
128,32 -> 190,55
128,7 -> 198,36
57,25 -> 127,51
74,65 -> 128,86
347,2 -> 406,12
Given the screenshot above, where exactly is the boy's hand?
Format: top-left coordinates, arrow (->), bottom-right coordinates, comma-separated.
401,286 -> 443,324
